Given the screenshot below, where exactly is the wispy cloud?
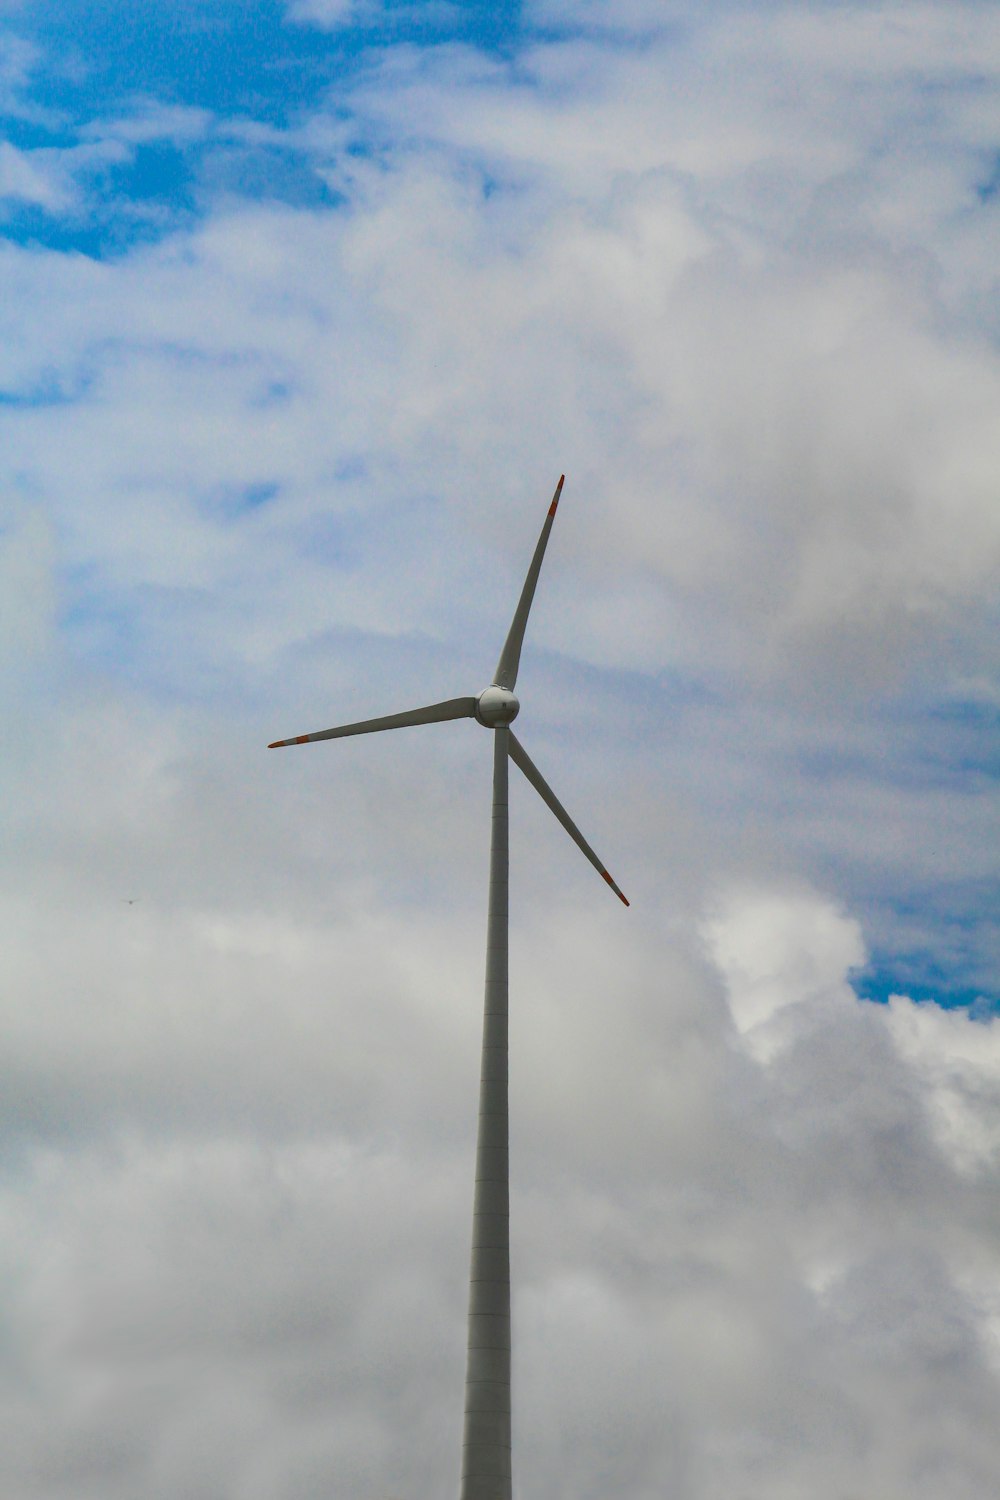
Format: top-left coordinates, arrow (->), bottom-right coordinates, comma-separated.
286,0 -> 376,28
0,138 -> 70,206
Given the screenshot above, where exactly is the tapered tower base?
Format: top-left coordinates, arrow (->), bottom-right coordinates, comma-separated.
460,726 -> 512,1500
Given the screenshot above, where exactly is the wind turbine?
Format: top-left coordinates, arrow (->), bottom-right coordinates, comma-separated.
268,476 -> 628,1500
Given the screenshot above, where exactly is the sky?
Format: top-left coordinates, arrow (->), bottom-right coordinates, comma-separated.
1,1 -> 999,1496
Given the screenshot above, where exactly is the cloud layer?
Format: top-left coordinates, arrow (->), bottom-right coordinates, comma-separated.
1,2 -> 999,1496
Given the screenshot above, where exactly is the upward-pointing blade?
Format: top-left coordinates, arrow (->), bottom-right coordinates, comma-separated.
508,731 -> 629,905
268,696 -> 477,748
492,475 -> 564,691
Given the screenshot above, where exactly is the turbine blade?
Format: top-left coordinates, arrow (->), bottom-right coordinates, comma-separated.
268,696 -> 477,748
493,475 -> 564,691
508,731 -> 629,905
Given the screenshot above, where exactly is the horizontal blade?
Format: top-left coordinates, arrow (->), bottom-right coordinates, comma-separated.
493,475 -> 564,692
268,696 -> 477,748
508,731 -> 629,905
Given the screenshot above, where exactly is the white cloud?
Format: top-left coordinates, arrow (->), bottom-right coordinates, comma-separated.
0,136 -> 135,218
2,874 -> 1000,1496
319,19 -> 1000,690
80,100 -> 212,147
0,139 -> 69,208
886,997 -> 1000,1174
285,0 -> 373,30
703,886 -> 865,1057
0,30 -> 41,116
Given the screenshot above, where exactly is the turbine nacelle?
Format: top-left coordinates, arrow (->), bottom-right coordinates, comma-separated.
476,685 -> 520,727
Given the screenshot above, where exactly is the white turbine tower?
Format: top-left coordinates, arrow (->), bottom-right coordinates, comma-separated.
269,476 -> 628,1500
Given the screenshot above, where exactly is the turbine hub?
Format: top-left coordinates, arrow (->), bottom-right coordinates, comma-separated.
476,685 -> 520,727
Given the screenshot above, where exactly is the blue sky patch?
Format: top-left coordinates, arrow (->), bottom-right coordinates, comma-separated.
855,967 -> 997,1017
0,1 -> 527,258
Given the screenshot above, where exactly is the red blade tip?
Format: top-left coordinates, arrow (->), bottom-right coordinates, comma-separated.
602,869 -> 629,905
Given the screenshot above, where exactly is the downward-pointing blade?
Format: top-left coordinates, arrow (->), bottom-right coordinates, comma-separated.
268,696 -> 477,748
493,475 -> 564,691
508,731 -> 629,905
